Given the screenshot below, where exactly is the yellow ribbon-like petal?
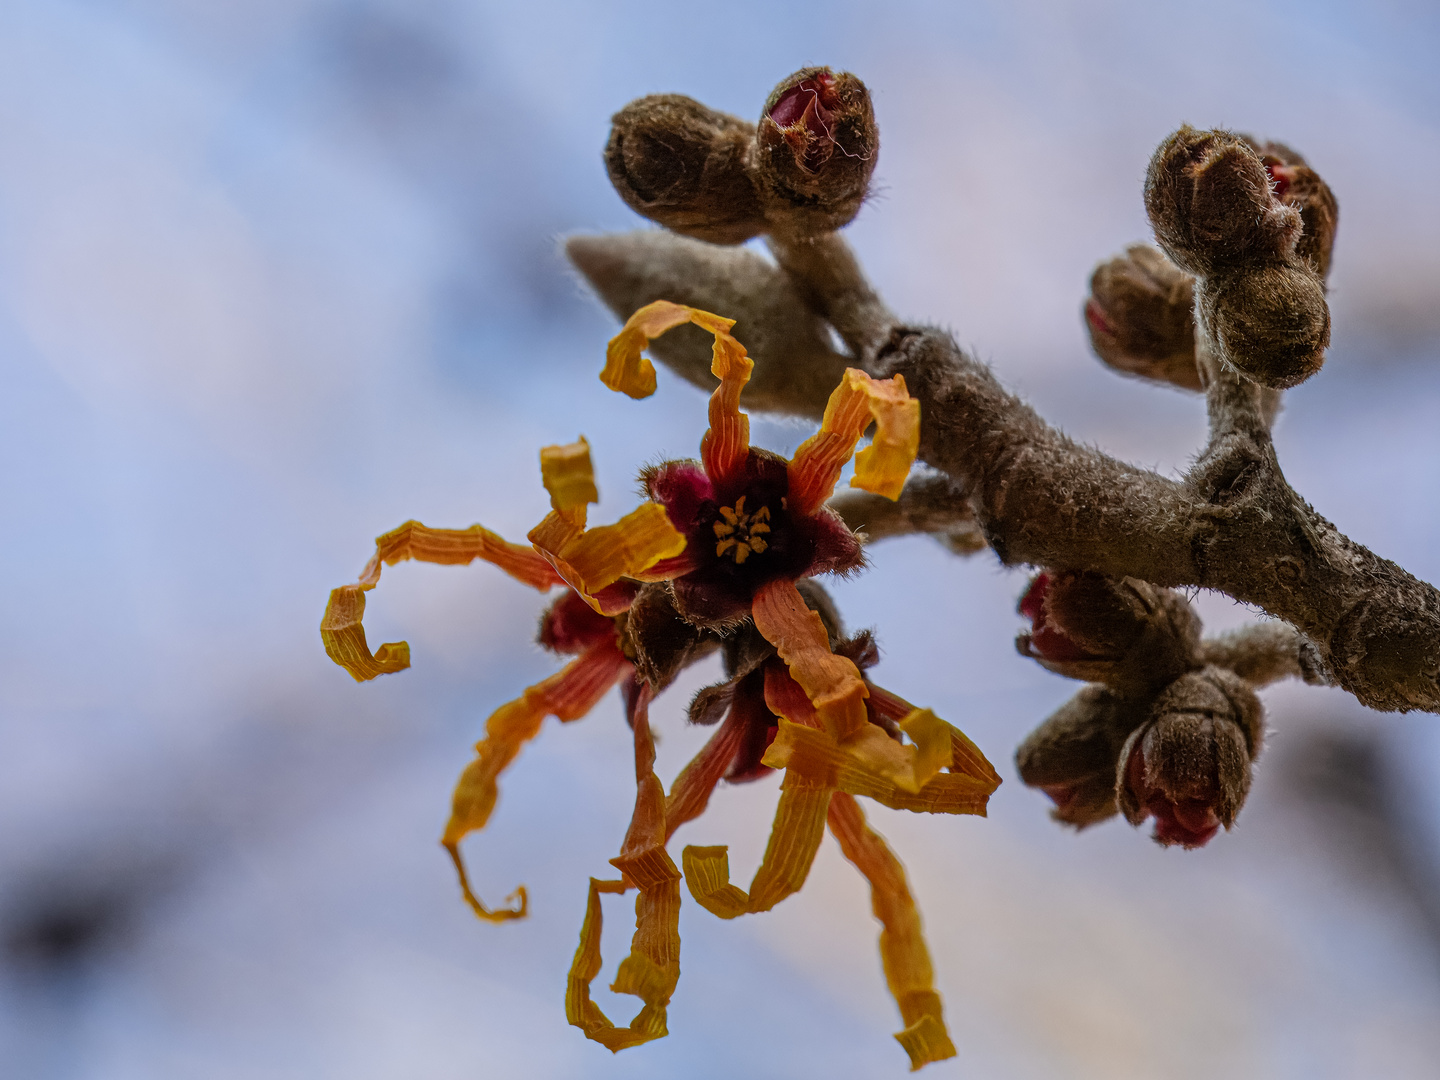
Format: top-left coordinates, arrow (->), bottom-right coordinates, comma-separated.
828,792 -> 957,1071
788,369 -> 920,516
322,518 -> 564,682
681,772 -> 835,919
751,578 -> 869,740
601,300 -> 756,485
763,720 -> 995,816
443,640 -> 631,923
565,686 -> 683,1051
321,585 -> 411,682
540,437 -> 599,516
532,501 -> 688,615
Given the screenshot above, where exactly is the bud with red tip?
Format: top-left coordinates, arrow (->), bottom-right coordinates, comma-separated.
1084,244 -> 1201,391
1117,667 -> 1263,848
1015,685 -> 1138,828
1145,126 -> 1329,390
1016,570 -> 1199,694
756,67 -> 878,236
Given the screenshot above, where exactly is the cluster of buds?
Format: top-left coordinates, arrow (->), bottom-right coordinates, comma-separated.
1015,571 -> 1284,847
605,66 -> 878,242
1086,133 -> 1338,392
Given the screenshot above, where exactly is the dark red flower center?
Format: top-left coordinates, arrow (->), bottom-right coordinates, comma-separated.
643,452 -> 861,627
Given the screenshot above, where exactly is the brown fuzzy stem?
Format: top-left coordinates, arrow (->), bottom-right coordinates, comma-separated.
1198,621 -> 1329,688
828,474 -> 985,553
871,326 -> 1440,713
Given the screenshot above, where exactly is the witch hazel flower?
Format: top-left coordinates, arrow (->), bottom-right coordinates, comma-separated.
597,301 -> 1000,1067
319,302 -> 1000,1068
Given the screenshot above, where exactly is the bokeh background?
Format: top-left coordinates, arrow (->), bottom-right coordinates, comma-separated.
3,1 -> 1440,1077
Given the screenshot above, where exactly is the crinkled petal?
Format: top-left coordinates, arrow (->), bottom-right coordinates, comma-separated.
566,685 -> 683,1051
698,320 -> 753,487
664,709 -> 748,843
601,299 -> 743,402
600,300 -> 697,399
763,720 -> 996,816
321,585 -> 411,682
789,370 -> 920,516
827,793 -> 957,1071
866,681 -> 1004,791
443,641 -> 631,922
751,578 -> 869,740
532,502 -> 688,615
681,770 -> 834,918
359,519 -> 564,592
323,518 -> 564,683
541,438 -> 600,516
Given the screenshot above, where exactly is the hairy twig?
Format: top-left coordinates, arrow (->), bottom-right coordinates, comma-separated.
569,70 -> 1440,719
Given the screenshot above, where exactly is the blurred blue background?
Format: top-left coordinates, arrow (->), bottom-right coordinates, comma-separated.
2,1 -> 1439,1077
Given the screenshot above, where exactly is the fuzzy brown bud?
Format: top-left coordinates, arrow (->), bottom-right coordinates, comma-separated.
1117,666 -> 1263,848
755,67 -> 878,236
1246,139 -> 1339,279
1017,571 -> 1200,694
1084,244 -> 1201,391
1145,126 -> 1328,390
1015,685 -> 1141,828
605,94 -> 765,245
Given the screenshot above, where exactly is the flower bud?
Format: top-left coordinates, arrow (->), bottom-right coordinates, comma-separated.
1117,666 -> 1263,848
1084,244 -> 1201,391
1015,685 -> 1140,828
1017,571 -> 1200,693
1145,126 -> 1329,389
1145,127 -> 1298,274
1200,261 -> 1329,389
755,67 -> 878,236
605,94 -> 766,245
1246,139 -> 1339,279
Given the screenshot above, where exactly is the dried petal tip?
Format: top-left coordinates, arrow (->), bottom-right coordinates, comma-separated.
605,94 -> 765,245
1117,667 -> 1263,849
757,67 -> 878,236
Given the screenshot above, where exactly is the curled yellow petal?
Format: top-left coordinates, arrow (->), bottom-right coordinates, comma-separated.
601,300 -> 695,399
533,501 -> 687,614
751,578 -> 869,740
827,793 -> 957,1071
321,585 -> 411,682
698,322 -> 753,486
322,518 -> 563,682
540,437 -> 599,516
600,300 -> 756,484
763,720 -> 995,816
443,641 -> 630,923
566,685 -> 682,1051
788,370 -> 920,516
361,519 -> 563,592
681,771 -> 834,919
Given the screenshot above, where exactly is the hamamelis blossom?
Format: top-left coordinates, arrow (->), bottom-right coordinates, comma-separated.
319,305 -> 999,1068
588,301 -> 999,1067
